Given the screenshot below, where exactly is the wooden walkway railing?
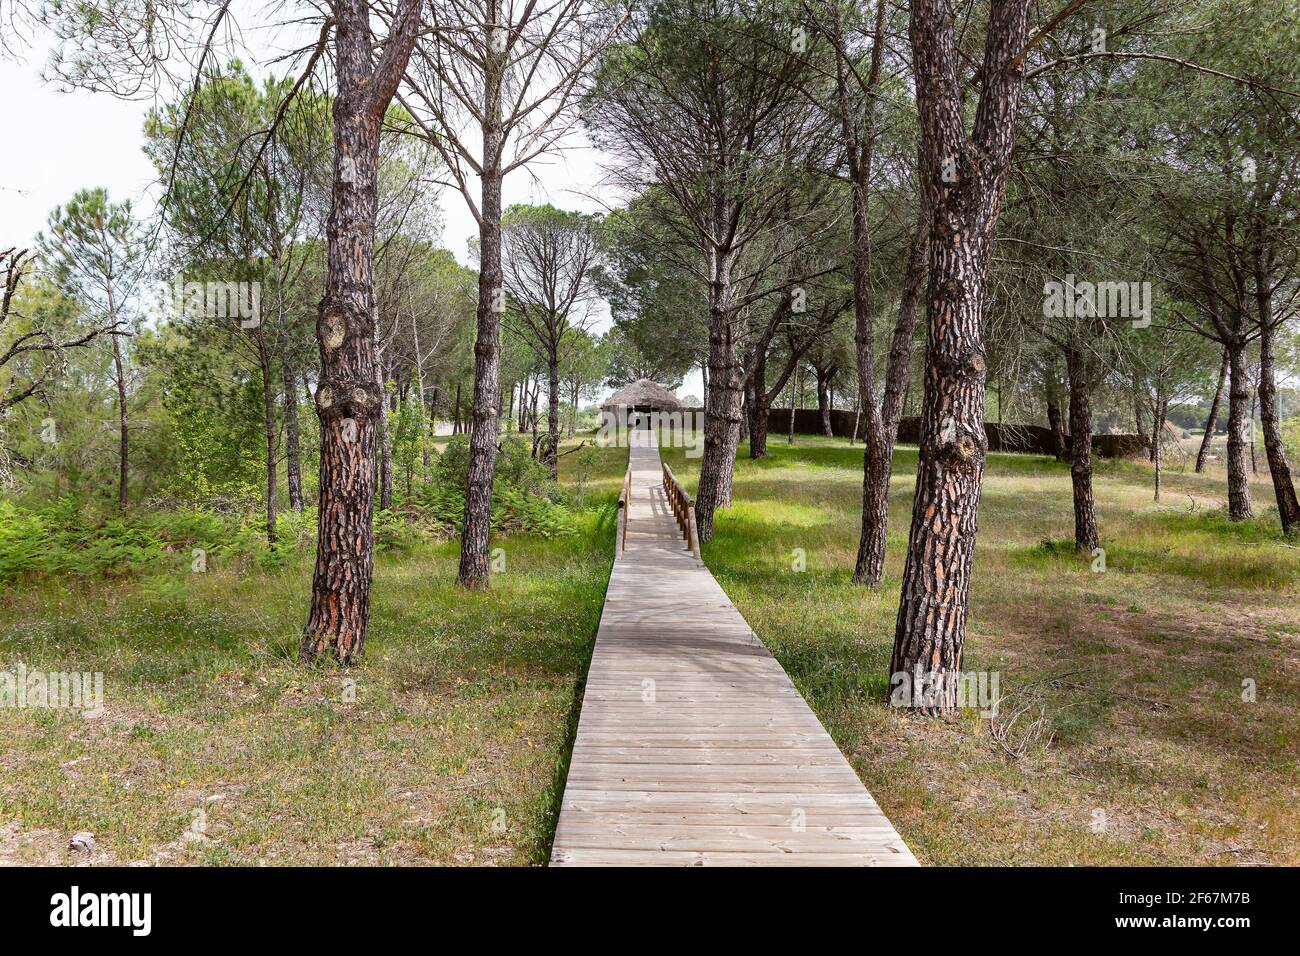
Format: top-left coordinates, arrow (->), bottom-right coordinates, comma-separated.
615,464 -> 632,559
661,462 -> 700,559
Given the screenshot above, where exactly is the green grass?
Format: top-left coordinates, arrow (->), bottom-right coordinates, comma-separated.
0,439 -> 629,866
4,430 -> 1298,866
664,434 -> 1300,865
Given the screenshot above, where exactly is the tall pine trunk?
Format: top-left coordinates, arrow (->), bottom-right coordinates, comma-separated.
459,174 -> 503,587
1065,347 -> 1098,551
283,344 -> 304,510
695,240 -> 741,541
889,0 -> 1030,711
301,0 -> 418,664
748,346 -> 768,459
855,212 -> 925,586
110,331 -> 129,511
457,25 -> 506,588
1195,347 -> 1228,473
1250,390 -> 1259,474
1225,338 -> 1254,520
546,350 -> 560,479
1257,314 -> 1300,533
1149,390 -> 1162,464
743,376 -> 755,444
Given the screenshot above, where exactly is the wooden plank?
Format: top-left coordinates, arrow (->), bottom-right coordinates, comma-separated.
553,823 -> 906,854
558,790 -> 890,811
550,435 -> 917,868
550,848 -> 916,867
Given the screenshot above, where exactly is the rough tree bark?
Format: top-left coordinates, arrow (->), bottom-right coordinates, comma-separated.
1195,346 -> 1228,473
109,307 -> 129,511
300,0 -> 420,664
695,239 -> 742,541
889,0 -> 1031,712
854,213 -> 926,586
1065,346 -> 1098,551
457,35 -> 506,588
282,345 -> 304,510
256,330 -> 278,543
1257,311 -> 1300,534
814,363 -> 836,437
1225,338 -> 1254,520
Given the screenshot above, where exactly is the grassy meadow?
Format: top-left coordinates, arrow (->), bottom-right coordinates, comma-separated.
662,435 -> 1300,866
3,430 -> 1297,865
0,446 -> 626,866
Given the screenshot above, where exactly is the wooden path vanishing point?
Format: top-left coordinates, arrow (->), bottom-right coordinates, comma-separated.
550,432 -> 918,867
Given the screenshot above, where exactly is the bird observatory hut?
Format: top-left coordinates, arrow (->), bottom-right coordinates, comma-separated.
600,378 -> 685,431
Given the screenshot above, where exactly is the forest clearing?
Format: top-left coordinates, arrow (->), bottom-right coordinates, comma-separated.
3,435 -> 1295,866
0,0 -> 1297,917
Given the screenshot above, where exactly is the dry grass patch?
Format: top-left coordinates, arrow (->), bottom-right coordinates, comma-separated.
692,436 -> 1300,865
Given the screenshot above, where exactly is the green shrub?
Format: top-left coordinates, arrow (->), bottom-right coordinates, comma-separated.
0,430 -> 583,583
435,434 -> 560,500
0,500 -> 52,579
414,481 -> 576,538
422,433 -> 577,537
0,499 -> 313,582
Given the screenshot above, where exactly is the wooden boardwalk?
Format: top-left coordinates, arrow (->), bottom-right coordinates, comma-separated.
550,434 -> 917,866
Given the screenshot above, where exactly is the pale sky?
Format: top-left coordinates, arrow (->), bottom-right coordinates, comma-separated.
0,22 -> 705,402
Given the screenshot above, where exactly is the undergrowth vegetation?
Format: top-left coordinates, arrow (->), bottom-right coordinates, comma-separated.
0,435 -> 589,584
0,436 -> 626,865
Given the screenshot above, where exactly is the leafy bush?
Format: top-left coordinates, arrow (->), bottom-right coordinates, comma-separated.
373,508 -> 428,552
420,433 -> 577,537
415,481 -> 576,538
435,434 -> 561,501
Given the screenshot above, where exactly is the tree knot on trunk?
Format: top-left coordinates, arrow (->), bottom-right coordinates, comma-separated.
315,379 -> 380,422
932,347 -> 987,380
319,306 -> 347,350
936,415 -> 986,465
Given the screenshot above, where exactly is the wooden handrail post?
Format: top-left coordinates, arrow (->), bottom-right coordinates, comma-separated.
657,460 -> 701,558
616,463 -> 632,558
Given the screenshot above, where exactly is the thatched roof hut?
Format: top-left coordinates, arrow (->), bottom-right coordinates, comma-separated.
601,379 -> 685,411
